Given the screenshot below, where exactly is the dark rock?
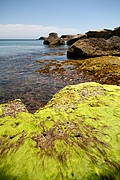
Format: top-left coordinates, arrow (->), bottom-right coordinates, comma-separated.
85,29 -> 112,39
49,32 -> 58,38
44,38 -> 65,46
43,32 -> 65,46
85,27 -> 120,39
107,36 -> 120,50
67,37 -> 120,59
61,34 -> 74,40
67,34 -> 87,45
38,37 -> 46,40
110,26 -> 120,37
49,38 -> 65,46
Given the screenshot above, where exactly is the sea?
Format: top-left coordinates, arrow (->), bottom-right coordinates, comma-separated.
0,39 -> 90,113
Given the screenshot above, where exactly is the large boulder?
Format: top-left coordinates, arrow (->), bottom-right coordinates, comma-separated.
43,32 -> 65,46
107,36 -> 120,50
85,29 -> 112,39
110,26 -> 120,37
49,32 -> 58,38
0,82 -> 120,179
67,34 -> 87,45
61,34 -> 74,40
67,37 -> 120,59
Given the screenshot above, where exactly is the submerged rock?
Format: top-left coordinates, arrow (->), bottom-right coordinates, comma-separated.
79,56 -> 120,85
0,82 -> 120,179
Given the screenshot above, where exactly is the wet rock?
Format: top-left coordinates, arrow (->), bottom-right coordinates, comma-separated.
80,56 -> 120,85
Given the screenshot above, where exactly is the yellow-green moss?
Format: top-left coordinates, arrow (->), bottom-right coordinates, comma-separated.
0,82 -> 120,179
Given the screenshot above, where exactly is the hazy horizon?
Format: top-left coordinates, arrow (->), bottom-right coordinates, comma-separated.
0,0 -> 120,39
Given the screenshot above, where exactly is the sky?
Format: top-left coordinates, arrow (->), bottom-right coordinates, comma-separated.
0,0 -> 120,39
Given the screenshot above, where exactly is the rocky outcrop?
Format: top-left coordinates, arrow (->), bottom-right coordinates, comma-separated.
107,36 -> 120,50
67,36 -> 120,59
46,38 -> 65,46
85,27 -> 120,39
49,32 -> 58,38
0,82 -> 120,179
109,26 -> 120,37
61,34 -> 74,40
67,34 -> 87,45
43,32 -> 65,46
86,29 -> 112,39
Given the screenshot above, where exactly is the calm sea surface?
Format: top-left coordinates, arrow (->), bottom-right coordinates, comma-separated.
0,39 -> 91,112
0,39 -> 69,112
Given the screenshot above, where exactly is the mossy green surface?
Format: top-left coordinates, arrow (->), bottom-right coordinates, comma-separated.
0,82 -> 120,179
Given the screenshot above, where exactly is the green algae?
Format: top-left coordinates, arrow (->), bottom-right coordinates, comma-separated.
80,56 -> 120,85
35,56 -> 120,85
0,82 -> 120,179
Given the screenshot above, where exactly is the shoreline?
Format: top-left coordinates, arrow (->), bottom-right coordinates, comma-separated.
0,30 -> 120,113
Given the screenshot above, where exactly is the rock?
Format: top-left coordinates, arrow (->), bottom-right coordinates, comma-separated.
49,32 -> 58,38
85,27 -> 120,39
0,82 -> 120,179
43,32 -> 65,46
44,38 -> 65,46
61,34 -> 74,40
1,99 -> 27,118
107,36 -> 120,50
109,26 -> 120,37
79,56 -> 120,85
38,36 -> 46,40
86,29 -> 112,39
48,38 -> 65,46
67,37 -> 120,59
67,34 -> 87,45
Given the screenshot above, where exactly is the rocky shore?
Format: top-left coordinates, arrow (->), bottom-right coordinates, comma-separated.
37,26 -> 120,86
39,26 -> 120,59
0,26 -> 120,179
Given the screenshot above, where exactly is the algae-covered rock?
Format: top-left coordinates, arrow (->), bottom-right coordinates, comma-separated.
0,82 -> 120,179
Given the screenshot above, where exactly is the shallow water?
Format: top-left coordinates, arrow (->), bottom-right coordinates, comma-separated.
0,39 -> 92,112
